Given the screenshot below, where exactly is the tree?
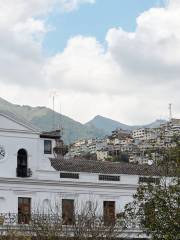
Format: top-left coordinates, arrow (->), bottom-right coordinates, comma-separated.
124,142 -> 180,240
30,200 -> 124,240
110,152 -> 129,163
73,201 -> 124,240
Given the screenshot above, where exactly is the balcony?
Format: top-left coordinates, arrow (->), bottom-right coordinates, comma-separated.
16,168 -> 32,178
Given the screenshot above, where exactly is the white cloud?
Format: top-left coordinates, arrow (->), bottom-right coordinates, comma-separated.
59,0 -> 95,12
45,36 -> 122,94
0,0 -> 180,124
0,0 -> 94,87
106,2 -> 180,82
0,0 -> 94,26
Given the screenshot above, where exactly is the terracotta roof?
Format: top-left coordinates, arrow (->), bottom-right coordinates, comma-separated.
50,158 -> 161,176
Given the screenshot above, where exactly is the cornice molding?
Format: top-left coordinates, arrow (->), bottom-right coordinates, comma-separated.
0,177 -> 138,191
0,128 -> 39,135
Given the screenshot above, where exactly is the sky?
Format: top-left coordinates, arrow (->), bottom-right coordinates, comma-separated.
0,0 -> 180,125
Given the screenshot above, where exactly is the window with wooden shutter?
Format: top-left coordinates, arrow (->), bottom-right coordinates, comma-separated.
103,201 -> 115,226
62,199 -> 75,225
18,197 -> 31,224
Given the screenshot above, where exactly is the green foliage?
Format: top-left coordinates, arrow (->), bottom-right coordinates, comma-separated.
124,144 -> 180,240
79,152 -> 97,160
1,230 -> 31,240
111,152 -> 129,163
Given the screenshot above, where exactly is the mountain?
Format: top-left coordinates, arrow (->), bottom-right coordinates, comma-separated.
0,97 -> 106,143
145,119 -> 167,128
0,97 -> 166,143
85,115 -> 166,134
85,115 -> 132,134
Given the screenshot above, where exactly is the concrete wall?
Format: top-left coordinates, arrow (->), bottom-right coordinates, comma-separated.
0,113 -> 137,216
0,178 -> 136,214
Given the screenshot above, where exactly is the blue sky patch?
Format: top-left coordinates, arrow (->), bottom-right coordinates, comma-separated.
43,0 -> 164,55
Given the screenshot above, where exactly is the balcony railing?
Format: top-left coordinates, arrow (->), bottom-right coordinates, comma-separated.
16,168 -> 32,178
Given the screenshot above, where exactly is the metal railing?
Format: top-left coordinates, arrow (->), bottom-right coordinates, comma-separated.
16,168 -> 32,178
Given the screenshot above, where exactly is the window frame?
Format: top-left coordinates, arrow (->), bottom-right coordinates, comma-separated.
139,176 -> 160,185
18,197 -> 31,224
103,201 -> 115,226
62,199 -> 75,225
99,175 -> 120,182
17,149 -> 28,178
60,172 -> 79,179
44,140 -> 52,154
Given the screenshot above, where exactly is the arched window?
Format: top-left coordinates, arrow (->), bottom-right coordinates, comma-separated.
17,149 -> 28,177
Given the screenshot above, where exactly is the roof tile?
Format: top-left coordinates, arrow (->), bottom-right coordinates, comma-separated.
50,158 -> 161,176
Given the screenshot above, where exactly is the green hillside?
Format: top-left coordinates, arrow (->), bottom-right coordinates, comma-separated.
0,97 -> 105,143
0,97 -> 166,143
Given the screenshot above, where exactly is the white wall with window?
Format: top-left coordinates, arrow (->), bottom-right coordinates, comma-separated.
0,111 -> 57,179
0,109 -> 161,239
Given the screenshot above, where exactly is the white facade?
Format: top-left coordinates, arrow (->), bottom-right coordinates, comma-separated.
132,128 -> 146,139
0,111 -> 140,213
0,111 -> 158,238
133,128 -> 157,141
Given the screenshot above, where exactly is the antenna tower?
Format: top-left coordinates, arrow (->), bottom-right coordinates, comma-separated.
59,104 -> 64,136
168,103 -> 172,121
50,91 -> 58,130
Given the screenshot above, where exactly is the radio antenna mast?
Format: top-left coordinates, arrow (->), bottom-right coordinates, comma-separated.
168,103 -> 172,121
59,104 -> 64,137
50,91 -> 58,130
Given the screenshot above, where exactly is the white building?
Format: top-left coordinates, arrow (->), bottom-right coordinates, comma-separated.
0,110 -> 160,238
133,128 -> 157,141
132,128 -> 146,139
96,149 -> 108,161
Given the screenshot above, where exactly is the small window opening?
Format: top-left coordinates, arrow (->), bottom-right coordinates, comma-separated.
44,140 -> 52,154
99,175 -> 120,181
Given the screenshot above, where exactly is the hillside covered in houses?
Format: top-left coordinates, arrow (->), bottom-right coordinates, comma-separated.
67,118 -> 180,165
